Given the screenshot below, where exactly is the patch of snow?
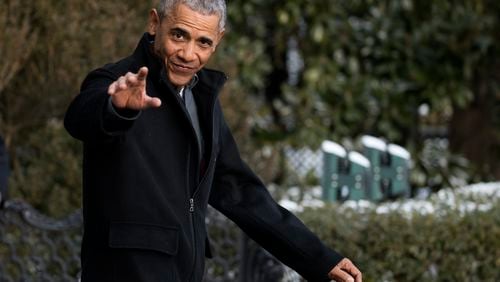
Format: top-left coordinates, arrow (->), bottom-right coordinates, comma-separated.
279,182 -> 500,216
311,186 -> 322,198
387,144 -> 411,160
279,199 -> 303,213
348,151 -> 371,168
287,187 -> 301,199
455,182 -> 500,198
321,140 -> 347,157
361,135 -> 387,151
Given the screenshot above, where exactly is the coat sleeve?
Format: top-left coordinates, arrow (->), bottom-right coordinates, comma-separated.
64,68 -> 140,142
209,114 -> 343,282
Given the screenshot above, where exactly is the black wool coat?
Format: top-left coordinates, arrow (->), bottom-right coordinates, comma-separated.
64,33 -> 343,282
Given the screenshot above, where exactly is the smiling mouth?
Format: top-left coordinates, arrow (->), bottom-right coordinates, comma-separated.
170,62 -> 196,74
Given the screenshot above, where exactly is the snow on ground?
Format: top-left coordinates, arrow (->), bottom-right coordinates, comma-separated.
278,182 -> 500,216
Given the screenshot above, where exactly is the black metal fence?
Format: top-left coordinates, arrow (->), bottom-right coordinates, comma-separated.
0,199 -> 300,282
0,200 -> 82,281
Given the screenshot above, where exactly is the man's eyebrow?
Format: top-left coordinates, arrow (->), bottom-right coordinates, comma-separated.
198,36 -> 214,45
169,27 -> 214,45
170,27 -> 190,37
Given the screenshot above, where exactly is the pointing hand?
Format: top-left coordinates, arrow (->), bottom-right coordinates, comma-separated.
108,67 -> 162,110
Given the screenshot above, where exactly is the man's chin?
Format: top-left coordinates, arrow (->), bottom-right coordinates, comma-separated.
168,73 -> 194,87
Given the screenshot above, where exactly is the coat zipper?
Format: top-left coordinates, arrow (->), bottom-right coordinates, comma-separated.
189,198 -> 195,212
187,74 -> 227,281
188,197 -> 196,282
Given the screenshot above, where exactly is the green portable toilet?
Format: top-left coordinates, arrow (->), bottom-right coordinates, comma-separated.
321,140 -> 346,202
360,135 -> 387,201
361,135 -> 411,200
321,141 -> 371,202
385,143 -> 411,198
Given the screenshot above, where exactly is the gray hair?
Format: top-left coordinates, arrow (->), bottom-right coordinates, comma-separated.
157,0 -> 227,32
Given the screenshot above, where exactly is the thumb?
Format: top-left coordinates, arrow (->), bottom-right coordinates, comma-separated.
145,96 -> 162,108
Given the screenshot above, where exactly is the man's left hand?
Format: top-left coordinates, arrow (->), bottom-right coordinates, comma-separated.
328,258 -> 362,282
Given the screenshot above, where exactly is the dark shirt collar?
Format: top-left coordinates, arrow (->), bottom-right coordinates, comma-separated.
184,74 -> 199,91
178,74 -> 199,99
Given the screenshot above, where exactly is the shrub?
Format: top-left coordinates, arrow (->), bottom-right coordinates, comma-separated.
299,197 -> 500,281
9,119 -> 82,217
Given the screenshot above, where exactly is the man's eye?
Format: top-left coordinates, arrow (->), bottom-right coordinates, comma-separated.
171,31 -> 184,40
199,39 -> 213,48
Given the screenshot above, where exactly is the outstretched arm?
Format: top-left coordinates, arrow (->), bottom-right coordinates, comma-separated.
209,112 -> 362,281
64,66 -> 161,141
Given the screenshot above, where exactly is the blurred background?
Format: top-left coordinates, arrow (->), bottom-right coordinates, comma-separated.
0,0 -> 499,281
1,0 -> 498,215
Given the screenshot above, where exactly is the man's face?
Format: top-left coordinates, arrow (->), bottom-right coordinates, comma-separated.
148,4 -> 224,87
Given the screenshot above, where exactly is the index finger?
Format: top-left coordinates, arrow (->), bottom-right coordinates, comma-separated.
137,67 -> 148,81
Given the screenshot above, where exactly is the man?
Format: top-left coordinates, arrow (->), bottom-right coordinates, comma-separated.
64,1 -> 362,281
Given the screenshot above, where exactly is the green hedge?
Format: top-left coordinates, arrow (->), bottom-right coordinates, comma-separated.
299,200 -> 500,281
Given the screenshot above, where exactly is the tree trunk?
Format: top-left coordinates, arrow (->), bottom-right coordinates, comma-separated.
449,60 -> 500,180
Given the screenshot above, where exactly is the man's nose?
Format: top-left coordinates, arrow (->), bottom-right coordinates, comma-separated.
178,42 -> 196,62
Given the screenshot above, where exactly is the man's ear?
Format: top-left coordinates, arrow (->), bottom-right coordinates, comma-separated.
148,9 -> 160,36
214,30 -> 225,50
